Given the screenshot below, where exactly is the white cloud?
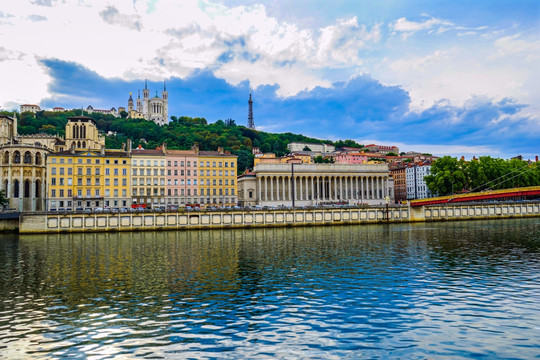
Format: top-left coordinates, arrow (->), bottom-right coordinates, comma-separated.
389,16 -> 453,38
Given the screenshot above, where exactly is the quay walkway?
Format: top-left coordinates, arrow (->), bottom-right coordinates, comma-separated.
3,200 -> 538,234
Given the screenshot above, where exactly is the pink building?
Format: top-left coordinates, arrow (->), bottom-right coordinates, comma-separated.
334,153 -> 368,164
166,149 -> 199,207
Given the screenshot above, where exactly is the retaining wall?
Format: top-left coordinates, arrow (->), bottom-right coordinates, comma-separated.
16,201 -> 540,234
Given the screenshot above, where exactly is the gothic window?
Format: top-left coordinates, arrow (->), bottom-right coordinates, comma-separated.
35,152 -> 42,165
13,151 -> 20,164
24,151 -> 32,164
81,125 -> 86,138
13,180 -> 19,198
73,124 -> 79,138
35,180 -> 40,198
3,151 -> 9,165
82,141 -> 86,148
4,180 -> 8,194
24,180 -> 31,198
77,141 -> 81,148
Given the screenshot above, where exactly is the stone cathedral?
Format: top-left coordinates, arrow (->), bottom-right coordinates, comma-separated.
126,80 -> 168,126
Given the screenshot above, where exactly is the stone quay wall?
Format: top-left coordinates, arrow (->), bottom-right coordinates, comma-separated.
15,201 -> 540,234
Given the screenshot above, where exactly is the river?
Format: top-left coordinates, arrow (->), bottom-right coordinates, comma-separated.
1,219 -> 539,359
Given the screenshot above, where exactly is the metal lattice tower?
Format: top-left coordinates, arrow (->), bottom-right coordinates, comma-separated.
247,92 -> 255,130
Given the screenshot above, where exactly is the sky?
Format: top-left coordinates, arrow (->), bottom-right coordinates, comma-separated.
0,0 -> 539,159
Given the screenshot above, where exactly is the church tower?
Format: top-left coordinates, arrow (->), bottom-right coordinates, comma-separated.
127,92 -> 134,113
161,81 -> 168,123
136,90 -> 142,112
143,79 -> 149,120
247,92 -> 255,129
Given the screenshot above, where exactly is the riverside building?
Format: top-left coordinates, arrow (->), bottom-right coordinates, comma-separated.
131,147 -> 167,209
237,163 -> 393,207
198,148 -> 237,206
166,148 -> 199,207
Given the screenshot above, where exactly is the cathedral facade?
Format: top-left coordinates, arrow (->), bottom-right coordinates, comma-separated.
127,80 -> 168,126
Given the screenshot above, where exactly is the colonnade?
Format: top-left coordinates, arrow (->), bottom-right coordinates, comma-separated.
257,175 -> 390,204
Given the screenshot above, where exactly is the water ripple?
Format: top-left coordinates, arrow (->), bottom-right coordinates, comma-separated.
0,219 -> 539,359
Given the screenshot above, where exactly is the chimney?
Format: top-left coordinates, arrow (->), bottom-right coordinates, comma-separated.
122,143 -> 126,151
218,146 -> 224,154
70,142 -> 75,154
162,142 -> 167,154
127,139 -> 132,156
192,143 -> 199,154
101,144 -> 105,156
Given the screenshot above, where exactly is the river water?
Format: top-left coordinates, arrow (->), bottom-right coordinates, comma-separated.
0,219 -> 539,359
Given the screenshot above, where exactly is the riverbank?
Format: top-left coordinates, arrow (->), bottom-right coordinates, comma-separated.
1,201 -> 537,234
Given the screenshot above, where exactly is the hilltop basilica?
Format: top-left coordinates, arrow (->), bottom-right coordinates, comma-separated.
121,80 -> 168,126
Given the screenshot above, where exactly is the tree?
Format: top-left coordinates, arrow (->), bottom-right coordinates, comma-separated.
386,152 -> 398,156
0,190 -> 8,210
234,149 -> 255,174
120,110 -> 128,119
425,156 -> 467,196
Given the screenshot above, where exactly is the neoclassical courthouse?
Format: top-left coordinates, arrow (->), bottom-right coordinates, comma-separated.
238,163 -> 394,207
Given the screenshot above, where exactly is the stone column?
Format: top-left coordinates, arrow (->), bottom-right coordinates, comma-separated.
361,176 -> 364,203
311,176 -> 314,201
270,176 -> 274,201
345,176 -> 349,201
288,176 -> 292,201
371,176 -> 374,200
258,177 -> 262,202
299,176 -> 303,201
282,176 -> 286,202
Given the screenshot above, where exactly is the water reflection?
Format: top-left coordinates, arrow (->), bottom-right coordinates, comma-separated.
0,219 -> 539,359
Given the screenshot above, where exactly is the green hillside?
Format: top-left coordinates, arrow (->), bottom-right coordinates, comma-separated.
3,110 -> 363,174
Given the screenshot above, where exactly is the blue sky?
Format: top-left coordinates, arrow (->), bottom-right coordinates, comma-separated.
0,0 -> 538,158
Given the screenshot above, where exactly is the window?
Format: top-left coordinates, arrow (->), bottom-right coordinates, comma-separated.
114,160 -> 118,165
181,161 -> 184,167
95,189 -> 100,196
51,167 -> 57,175
68,168 -> 72,175
114,189 -> 118,197
51,189 -> 56,197
95,168 -> 100,175
133,160 -> 137,166
114,179 -> 118,186
133,179 -> 138,186
122,169 -> 127,176
78,178 -> 82,186
86,178 -> 91,186
114,169 -> 118,176
133,169 -> 137,176
105,189 -> 110,197
67,178 -> 72,186
105,178 -> 110,186
60,178 -> 64,186
122,190 -> 126,197
168,161 -> 171,166
68,189 -> 72,197
51,178 -> 56,186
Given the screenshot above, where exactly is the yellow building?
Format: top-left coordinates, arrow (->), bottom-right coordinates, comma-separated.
198,148 -> 237,206
131,148 -> 167,209
46,148 -> 131,211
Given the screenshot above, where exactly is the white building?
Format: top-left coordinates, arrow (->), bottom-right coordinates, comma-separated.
237,163 -> 393,207
287,142 -> 335,154
20,104 -> 41,113
406,163 -> 435,200
128,80 -> 168,126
